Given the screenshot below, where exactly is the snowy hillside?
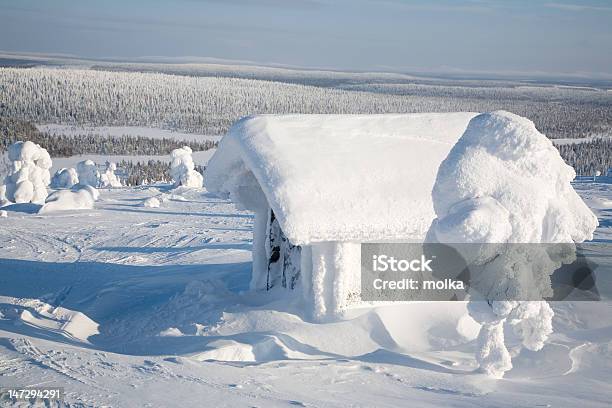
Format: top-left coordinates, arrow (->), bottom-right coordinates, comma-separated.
2,67 -> 611,139
0,180 -> 611,407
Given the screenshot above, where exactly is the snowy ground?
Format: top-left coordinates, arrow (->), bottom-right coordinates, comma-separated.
0,183 -> 611,407
552,135 -> 612,146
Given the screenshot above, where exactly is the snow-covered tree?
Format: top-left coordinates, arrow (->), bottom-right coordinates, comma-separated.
430,111 -> 598,378
51,168 -> 79,189
76,160 -> 100,187
170,146 -> 203,188
0,141 -> 52,204
100,162 -> 122,188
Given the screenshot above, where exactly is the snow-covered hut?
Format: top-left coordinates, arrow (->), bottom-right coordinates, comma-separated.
205,113 -> 477,319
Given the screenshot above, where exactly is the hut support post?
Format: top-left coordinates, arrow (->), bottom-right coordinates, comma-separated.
309,242 -> 361,321
250,206 -> 270,290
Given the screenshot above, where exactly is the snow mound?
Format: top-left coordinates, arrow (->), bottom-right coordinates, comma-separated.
170,146 -> 203,188
51,167 -> 79,188
191,337 -> 313,362
0,141 -> 52,204
206,113 -> 477,244
0,210 -> 7,218
0,295 -> 99,342
143,196 -> 161,208
76,159 -> 100,187
39,188 -> 96,213
429,111 -> 599,378
100,162 -> 122,188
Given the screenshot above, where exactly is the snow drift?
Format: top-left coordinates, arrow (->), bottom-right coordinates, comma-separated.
0,141 -> 52,205
143,196 -> 161,208
51,167 -> 79,189
39,188 -> 96,213
170,146 -> 203,188
429,111 -> 598,377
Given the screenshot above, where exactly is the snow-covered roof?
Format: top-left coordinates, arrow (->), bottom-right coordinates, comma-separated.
205,113 -> 477,245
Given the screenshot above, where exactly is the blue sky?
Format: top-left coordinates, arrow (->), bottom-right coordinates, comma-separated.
1,0 -> 611,77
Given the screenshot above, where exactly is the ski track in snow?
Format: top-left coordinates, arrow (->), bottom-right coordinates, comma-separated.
0,182 -> 610,407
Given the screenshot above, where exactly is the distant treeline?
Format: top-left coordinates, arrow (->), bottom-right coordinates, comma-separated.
118,159 -> 205,186
0,117 -> 217,157
557,139 -> 612,176
35,133 -> 216,157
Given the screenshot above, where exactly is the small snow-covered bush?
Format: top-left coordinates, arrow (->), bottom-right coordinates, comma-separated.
430,111 -> 598,378
0,141 -> 52,204
142,197 -> 161,208
51,168 -> 79,189
0,184 -> 8,207
170,146 -> 203,188
100,162 -> 122,188
39,188 -> 96,213
76,160 -> 100,187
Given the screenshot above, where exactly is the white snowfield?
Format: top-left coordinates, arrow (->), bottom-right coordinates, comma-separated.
0,184 -> 610,407
207,113 -> 477,244
37,124 -> 222,143
0,113 -> 610,406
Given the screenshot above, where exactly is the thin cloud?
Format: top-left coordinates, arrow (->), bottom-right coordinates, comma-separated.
179,0 -> 324,9
544,2 -> 612,12
359,0 -> 508,13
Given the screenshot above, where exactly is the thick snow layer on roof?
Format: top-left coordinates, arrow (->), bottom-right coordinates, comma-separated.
206,113 -> 477,244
